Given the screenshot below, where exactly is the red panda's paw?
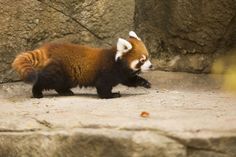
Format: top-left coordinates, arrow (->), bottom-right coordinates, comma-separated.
32,93 -> 43,99
56,89 -> 74,96
98,92 -> 121,99
112,92 -> 121,98
140,80 -> 151,89
32,85 -> 44,98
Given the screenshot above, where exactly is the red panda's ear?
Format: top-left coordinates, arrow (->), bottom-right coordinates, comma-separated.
115,38 -> 132,61
129,31 -> 141,41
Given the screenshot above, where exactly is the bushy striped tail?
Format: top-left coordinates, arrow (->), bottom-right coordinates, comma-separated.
12,49 -> 46,84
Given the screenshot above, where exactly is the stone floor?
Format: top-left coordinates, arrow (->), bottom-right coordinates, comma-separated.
0,71 -> 235,157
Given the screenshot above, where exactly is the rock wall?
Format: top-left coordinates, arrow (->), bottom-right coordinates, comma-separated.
0,0 -> 134,83
1,0 -> 236,83
135,0 -> 236,73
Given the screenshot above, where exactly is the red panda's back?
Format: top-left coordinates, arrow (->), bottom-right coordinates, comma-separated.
41,43 -> 108,86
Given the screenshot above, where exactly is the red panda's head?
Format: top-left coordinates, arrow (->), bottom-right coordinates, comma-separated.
115,31 -> 153,73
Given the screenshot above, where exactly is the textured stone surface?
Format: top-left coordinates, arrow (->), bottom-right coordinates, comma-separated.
0,130 -> 186,157
0,71 -> 236,157
0,0 -> 134,83
1,0 -> 236,83
135,0 -> 236,73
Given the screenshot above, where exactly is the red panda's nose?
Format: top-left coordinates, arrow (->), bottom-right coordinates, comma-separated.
149,64 -> 155,70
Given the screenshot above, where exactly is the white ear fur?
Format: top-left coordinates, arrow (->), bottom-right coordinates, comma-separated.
115,38 -> 132,61
129,31 -> 141,41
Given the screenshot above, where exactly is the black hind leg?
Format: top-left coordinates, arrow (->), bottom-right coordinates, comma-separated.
31,61 -> 74,98
32,83 -> 43,98
55,89 -> 74,96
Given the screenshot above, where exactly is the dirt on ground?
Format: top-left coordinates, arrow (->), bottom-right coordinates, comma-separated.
0,71 -> 235,157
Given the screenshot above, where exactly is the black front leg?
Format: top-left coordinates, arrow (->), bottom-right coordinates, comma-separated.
122,75 -> 151,88
95,77 -> 120,99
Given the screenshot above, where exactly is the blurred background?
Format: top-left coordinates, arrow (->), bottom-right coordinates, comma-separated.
0,0 -> 236,90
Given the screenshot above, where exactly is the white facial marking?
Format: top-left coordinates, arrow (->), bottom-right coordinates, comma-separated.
115,38 -> 132,61
129,31 -> 141,41
141,55 -> 146,60
141,59 -> 152,72
130,59 -> 139,71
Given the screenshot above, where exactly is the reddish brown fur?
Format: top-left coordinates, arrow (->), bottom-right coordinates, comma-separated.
12,36 -> 152,98
12,39 -> 148,85
12,49 -> 49,82
12,43 -> 117,85
125,38 -> 149,64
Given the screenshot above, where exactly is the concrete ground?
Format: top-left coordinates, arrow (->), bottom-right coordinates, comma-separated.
0,71 -> 236,157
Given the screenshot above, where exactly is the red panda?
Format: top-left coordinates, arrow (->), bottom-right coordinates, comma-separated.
12,31 -> 153,98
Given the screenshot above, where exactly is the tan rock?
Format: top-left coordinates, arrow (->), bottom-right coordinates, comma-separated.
0,0 -> 134,83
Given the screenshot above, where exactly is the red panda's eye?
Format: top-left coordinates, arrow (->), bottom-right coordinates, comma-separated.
139,59 -> 145,64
